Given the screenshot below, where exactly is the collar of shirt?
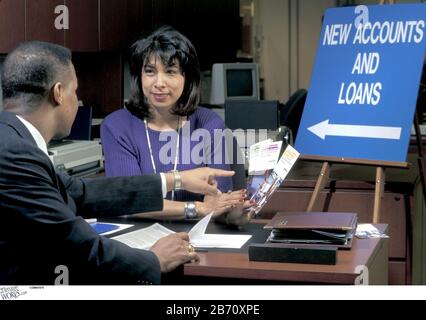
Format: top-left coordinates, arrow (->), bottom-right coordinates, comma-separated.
16,115 -> 50,158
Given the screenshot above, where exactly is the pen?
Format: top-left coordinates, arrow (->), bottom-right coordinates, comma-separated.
85,218 -> 97,224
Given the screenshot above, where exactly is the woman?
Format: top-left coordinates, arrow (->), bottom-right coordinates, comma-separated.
101,26 -> 251,224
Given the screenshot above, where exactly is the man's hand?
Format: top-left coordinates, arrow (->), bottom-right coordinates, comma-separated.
167,168 -> 234,196
150,232 -> 198,273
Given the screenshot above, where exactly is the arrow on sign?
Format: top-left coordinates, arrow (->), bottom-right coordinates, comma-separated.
308,120 -> 402,140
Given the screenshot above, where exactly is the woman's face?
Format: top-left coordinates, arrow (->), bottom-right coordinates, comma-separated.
141,56 -> 185,111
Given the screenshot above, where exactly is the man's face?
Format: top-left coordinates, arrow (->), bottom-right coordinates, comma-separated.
54,64 -> 79,139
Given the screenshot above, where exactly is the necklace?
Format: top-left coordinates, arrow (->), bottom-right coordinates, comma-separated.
144,117 -> 181,200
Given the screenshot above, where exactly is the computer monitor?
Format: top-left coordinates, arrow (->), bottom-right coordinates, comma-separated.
210,63 -> 260,105
66,106 -> 93,140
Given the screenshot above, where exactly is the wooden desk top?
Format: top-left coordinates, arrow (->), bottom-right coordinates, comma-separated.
184,223 -> 388,284
104,217 -> 388,284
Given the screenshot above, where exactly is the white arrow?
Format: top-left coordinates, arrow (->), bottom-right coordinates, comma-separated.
308,119 -> 402,140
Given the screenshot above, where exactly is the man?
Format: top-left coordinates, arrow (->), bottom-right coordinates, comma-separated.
0,41 -> 234,285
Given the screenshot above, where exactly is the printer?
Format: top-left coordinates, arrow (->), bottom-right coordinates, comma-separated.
48,140 -> 104,178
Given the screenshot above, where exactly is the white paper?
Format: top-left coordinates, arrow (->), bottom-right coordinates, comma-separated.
356,224 -> 389,238
112,213 -> 251,249
189,213 -> 252,249
112,223 -> 174,250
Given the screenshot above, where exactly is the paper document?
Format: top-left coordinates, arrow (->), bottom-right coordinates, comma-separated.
189,214 -> 252,249
112,213 -> 251,250
356,224 -> 389,239
112,223 -> 174,249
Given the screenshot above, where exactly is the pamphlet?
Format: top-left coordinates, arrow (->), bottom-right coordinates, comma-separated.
247,143 -> 300,215
248,139 -> 282,175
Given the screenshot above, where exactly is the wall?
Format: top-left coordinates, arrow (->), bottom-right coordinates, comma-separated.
253,0 -> 423,103
253,0 -> 335,103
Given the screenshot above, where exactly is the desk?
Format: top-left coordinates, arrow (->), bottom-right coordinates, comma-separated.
104,218 -> 388,285
260,159 -> 417,284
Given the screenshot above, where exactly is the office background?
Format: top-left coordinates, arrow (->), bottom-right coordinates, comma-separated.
0,0 -> 425,284
0,0 -> 423,112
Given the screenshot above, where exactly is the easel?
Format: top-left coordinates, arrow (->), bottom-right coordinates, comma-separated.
414,82 -> 426,207
379,0 -> 394,4
302,156 -> 407,223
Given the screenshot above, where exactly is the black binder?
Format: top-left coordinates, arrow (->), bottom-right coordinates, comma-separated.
265,212 -> 357,248
248,212 -> 358,265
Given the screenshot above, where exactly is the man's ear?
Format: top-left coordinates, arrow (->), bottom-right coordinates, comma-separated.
52,82 -> 63,106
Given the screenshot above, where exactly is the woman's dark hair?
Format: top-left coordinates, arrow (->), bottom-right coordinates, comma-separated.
126,26 -> 201,119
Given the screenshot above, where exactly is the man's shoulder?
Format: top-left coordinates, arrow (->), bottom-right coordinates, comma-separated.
0,122 -> 47,162
0,121 -> 22,147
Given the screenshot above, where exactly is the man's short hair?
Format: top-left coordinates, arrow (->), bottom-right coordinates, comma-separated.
1,41 -> 72,109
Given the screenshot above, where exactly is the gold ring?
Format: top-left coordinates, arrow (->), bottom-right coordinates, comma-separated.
188,244 -> 195,253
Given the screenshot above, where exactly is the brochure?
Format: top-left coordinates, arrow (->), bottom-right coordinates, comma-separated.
247,143 -> 300,216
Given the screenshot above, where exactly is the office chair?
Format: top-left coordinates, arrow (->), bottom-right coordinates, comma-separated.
223,129 -> 246,190
230,137 -> 246,190
225,100 -> 279,131
280,89 -> 308,141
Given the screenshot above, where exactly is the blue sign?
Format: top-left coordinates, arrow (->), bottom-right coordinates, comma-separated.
295,4 -> 426,163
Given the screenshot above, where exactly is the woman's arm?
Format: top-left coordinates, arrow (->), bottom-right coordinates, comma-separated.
131,199 -> 186,219
101,120 -> 143,177
130,189 -> 246,220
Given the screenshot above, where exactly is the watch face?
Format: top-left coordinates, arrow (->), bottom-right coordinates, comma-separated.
187,210 -> 197,219
185,202 -> 197,219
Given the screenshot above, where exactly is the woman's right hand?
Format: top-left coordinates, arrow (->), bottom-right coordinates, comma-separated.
196,189 -> 246,217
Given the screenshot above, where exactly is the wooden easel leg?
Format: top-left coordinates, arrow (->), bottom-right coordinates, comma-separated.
414,106 -> 426,211
373,167 -> 385,223
307,162 -> 331,212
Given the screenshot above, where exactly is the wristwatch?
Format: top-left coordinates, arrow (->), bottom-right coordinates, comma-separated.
184,201 -> 198,219
170,170 -> 182,191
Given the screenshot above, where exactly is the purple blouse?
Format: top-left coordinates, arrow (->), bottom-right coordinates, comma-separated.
101,107 -> 233,201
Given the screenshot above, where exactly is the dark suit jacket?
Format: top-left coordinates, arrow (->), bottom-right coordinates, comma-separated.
0,111 -> 164,285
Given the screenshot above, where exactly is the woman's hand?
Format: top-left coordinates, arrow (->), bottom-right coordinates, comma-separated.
195,189 -> 246,217
222,201 -> 254,226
